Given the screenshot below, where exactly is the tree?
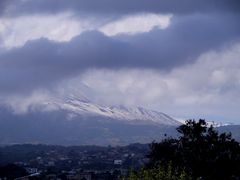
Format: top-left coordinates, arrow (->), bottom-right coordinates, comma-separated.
124,163 -> 191,180
0,164 -> 28,179
147,119 -> 240,180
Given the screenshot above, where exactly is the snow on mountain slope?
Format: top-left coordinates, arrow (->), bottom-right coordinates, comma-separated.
42,93 -> 180,126
173,118 -> 233,127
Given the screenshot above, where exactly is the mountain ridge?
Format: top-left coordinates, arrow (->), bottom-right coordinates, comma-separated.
36,90 -> 181,126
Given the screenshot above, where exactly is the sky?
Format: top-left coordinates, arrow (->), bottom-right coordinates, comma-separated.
0,0 -> 240,124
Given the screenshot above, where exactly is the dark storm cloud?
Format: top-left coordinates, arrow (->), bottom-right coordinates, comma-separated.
0,14 -> 239,94
1,0 -> 240,17
0,0 -> 9,15
127,14 -> 240,68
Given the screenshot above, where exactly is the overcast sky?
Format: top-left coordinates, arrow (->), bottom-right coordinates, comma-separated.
0,0 -> 240,123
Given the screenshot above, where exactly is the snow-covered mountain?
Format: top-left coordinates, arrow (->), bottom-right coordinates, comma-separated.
0,84 -> 181,145
0,91 -> 180,145
1,88 -> 239,145
176,118 -> 233,127
42,93 -> 180,126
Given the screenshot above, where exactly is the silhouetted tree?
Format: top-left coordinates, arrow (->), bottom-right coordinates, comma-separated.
148,119 -> 240,180
0,164 -> 28,179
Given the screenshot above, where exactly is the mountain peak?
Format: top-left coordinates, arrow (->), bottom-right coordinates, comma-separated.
45,95 -> 180,126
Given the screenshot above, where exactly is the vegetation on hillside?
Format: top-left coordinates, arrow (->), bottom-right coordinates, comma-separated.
126,119 -> 240,180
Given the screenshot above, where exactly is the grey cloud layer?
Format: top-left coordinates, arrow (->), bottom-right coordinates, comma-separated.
0,14 -> 239,93
1,0 -> 240,17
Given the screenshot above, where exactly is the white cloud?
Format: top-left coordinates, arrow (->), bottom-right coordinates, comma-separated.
1,10 -> 239,123
0,13 -> 172,49
1,42 -> 240,123
100,13 -> 172,36
2,89 -> 52,114
77,43 -> 240,123
0,12 -> 98,49
80,69 -> 171,107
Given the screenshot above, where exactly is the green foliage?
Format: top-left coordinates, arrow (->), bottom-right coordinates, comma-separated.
124,163 -> 191,180
148,119 -> 240,180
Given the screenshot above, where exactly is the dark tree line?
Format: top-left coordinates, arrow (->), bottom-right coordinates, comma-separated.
0,164 -> 28,179
147,119 -> 240,180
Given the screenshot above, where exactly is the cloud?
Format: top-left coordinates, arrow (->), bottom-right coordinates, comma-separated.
5,42 -> 240,122
1,0 -> 240,17
100,13 -> 172,36
2,89 -> 52,114
0,0 -> 239,124
0,12 -> 98,49
0,0 -> 9,15
0,13 -> 172,49
78,43 -> 240,122
0,13 -> 239,95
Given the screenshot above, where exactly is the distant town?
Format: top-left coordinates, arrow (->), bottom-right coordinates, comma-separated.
0,144 -> 149,180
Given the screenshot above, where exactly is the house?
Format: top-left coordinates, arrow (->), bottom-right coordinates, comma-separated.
113,160 -> 122,165
25,167 -> 38,174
